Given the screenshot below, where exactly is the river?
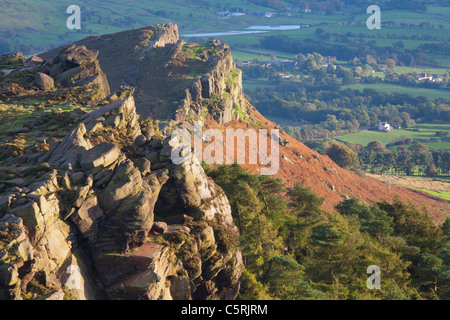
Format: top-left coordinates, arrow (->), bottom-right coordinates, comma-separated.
181,25 -> 306,38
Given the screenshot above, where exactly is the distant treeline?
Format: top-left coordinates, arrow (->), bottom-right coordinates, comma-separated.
357,142 -> 450,176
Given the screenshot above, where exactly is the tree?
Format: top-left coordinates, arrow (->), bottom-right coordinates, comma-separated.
366,141 -> 387,153
326,143 -> 360,169
385,58 -> 396,71
294,53 -> 306,65
287,183 -> 323,217
264,255 -> 325,299
400,112 -> 413,128
414,253 -> 442,296
408,142 -> 429,154
336,199 -> 394,240
206,163 -> 445,299
238,268 -> 273,300
396,150 -> 415,175
205,164 -> 284,275
353,66 -> 364,78
409,143 -> 433,167
425,163 -> 439,177
304,58 -> 318,72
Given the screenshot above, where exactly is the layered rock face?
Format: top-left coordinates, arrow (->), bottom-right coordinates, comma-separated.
0,92 -> 242,300
38,45 -> 110,104
147,23 -> 180,50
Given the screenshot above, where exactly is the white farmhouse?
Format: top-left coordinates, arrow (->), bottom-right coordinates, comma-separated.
378,122 -> 391,132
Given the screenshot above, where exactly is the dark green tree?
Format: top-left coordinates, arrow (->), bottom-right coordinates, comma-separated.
326,143 -> 360,169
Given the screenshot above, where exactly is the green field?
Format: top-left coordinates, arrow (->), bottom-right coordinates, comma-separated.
401,176 -> 450,183
337,123 -> 450,149
410,188 -> 450,201
242,79 -> 278,91
232,48 -> 295,62
265,115 -> 305,127
395,66 -> 450,75
365,67 -> 449,81
341,83 -> 450,101
232,51 -> 272,62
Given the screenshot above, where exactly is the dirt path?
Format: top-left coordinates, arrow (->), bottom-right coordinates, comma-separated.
368,174 -> 450,192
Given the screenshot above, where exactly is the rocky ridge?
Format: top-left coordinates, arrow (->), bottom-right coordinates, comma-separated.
39,24 -> 246,131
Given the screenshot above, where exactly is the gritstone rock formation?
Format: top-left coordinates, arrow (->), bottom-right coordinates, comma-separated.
0,92 -> 243,300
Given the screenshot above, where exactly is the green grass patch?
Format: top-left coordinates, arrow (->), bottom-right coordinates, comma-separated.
401,176 -> 450,183
265,115 -> 302,127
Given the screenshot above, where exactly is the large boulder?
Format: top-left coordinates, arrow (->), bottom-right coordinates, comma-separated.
71,195 -> 104,236
28,55 -> 44,63
63,45 -> 99,67
98,160 -> 142,211
79,142 -> 121,173
35,72 -> 54,91
82,96 -> 141,139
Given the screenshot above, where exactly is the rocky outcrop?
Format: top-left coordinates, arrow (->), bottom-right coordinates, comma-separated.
147,23 -> 179,50
0,53 -> 25,67
40,45 -> 111,103
38,24 -> 179,102
0,92 -> 243,300
178,40 -> 246,125
1,46 -> 109,105
1,24 -> 246,301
